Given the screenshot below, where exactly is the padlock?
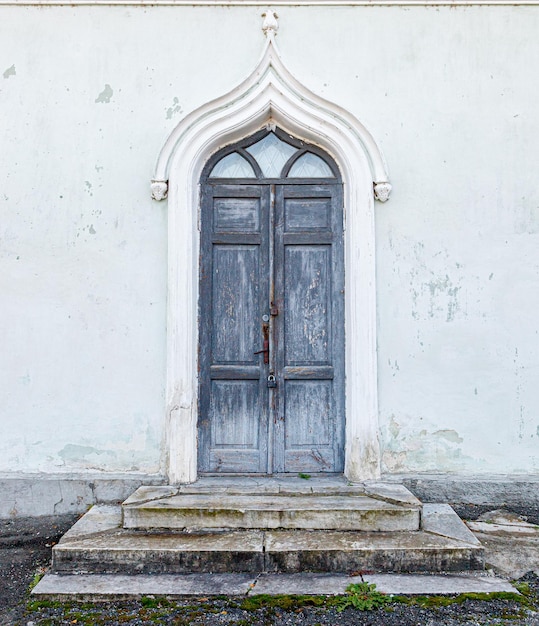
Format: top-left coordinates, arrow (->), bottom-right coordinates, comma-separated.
267,374 -> 277,388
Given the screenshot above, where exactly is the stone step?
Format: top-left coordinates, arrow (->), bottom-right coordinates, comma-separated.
51,504 -> 484,575
122,481 -> 422,532
33,572 -> 514,601
124,478 -> 423,504
123,494 -> 420,532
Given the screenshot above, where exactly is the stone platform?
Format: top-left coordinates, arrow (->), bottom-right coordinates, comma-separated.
34,477 -> 486,598
51,503 -> 483,575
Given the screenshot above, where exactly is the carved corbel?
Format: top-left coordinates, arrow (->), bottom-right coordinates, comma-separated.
151,179 -> 168,201
374,181 -> 392,203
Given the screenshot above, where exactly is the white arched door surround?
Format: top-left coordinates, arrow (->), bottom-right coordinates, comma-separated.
152,12 -> 391,484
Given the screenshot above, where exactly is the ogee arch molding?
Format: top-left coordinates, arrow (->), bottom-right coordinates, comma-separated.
152,15 -> 391,483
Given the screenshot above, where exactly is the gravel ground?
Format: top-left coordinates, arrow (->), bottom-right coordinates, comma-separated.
19,584 -> 539,626
452,505 -> 539,527
1,512 -> 539,626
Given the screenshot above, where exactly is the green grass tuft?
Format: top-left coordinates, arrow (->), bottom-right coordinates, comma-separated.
331,582 -> 391,612
512,581 -> 531,596
27,569 -> 46,593
393,591 -> 533,609
240,594 -> 325,611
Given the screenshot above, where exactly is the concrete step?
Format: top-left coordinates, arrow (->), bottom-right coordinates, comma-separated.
121,480 -> 422,532
51,504 -> 484,575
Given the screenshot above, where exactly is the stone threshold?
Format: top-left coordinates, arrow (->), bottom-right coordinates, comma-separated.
121,479 -> 423,532
33,571 -> 515,600
123,478 -> 422,508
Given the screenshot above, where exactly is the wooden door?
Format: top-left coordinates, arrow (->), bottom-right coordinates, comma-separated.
198,130 -> 344,474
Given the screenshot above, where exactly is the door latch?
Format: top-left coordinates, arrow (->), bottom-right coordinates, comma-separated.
254,322 -> 270,364
254,345 -> 269,363
267,374 -> 277,388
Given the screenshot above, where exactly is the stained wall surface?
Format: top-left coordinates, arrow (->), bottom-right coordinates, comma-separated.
1,5 -> 538,476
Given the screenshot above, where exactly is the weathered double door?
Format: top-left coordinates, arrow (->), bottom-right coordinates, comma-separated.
198,130 -> 344,474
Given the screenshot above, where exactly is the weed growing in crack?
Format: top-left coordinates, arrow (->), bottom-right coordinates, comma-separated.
332,582 -> 391,612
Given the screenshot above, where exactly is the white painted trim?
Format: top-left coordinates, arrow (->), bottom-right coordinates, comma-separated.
157,35 -> 387,483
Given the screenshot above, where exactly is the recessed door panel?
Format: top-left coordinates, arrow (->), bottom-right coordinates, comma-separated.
284,198 -> 331,231
284,245 -> 331,364
214,197 -> 260,232
211,380 -> 260,447
212,245 -> 260,363
284,380 -> 332,446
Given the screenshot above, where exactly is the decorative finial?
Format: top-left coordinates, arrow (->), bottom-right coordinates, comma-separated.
151,179 -> 168,201
374,181 -> 392,203
262,10 -> 279,40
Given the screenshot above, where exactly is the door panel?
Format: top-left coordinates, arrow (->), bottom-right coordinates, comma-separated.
284,380 -> 332,446
211,245 -> 259,363
273,184 -> 344,473
213,197 -> 260,232
198,184 -> 269,473
199,180 -> 344,474
283,379 -> 335,472
284,198 -> 331,231
284,245 -> 331,364
210,380 -> 260,446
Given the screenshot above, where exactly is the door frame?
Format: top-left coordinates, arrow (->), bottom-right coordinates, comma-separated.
152,38 -> 391,484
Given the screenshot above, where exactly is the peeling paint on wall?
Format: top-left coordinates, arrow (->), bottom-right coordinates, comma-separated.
406,244 -> 465,322
514,200 -> 539,235
50,421 -> 160,473
165,96 -> 183,120
19,373 -> 31,386
381,415 -> 470,473
95,84 -> 113,104
3,64 -> 16,79
59,444 -> 106,462
433,429 -> 464,444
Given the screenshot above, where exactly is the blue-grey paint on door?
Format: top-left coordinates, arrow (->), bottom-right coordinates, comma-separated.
198,129 -> 344,474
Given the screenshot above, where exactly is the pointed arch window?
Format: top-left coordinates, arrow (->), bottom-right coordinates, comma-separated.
288,152 -> 334,178
209,153 -> 256,178
245,133 -> 297,177
208,131 -> 337,180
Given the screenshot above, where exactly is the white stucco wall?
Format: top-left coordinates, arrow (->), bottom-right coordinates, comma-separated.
1,4 -> 538,476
